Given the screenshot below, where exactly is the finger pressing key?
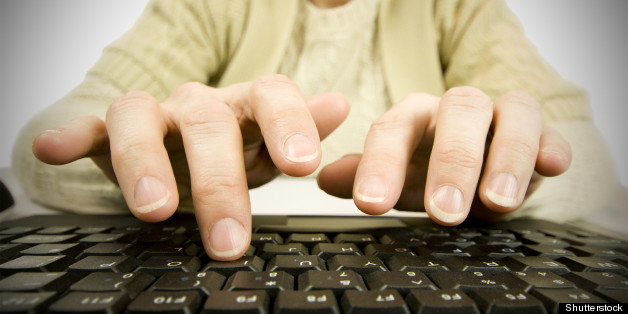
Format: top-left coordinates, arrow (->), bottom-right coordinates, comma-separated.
425,87 -> 493,225
106,91 -> 179,222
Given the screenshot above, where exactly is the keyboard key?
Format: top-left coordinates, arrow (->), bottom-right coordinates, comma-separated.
415,245 -> 483,259
405,289 -> 479,314
334,233 -> 377,247
203,255 -> 265,277
501,256 -> 570,274
36,226 -> 78,234
224,271 -> 293,296
74,227 -> 112,234
135,256 -> 201,277
442,257 -> 510,274
48,291 -> 131,314
0,227 -> 40,235
0,255 -> 73,276
327,255 -> 387,275
79,233 -> 133,244
385,255 -> 449,274
126,290 -> 201,313
286,233 -> 330,247
251,233 -> 284,248
424,237 -> 476,248
151,271 -> 225,296
0,291 -> 57,313
363,244 -> 416,260
476,245 -> 527,259
202,290 -> 269,313
522,236 -> 569,248
70,272 -> 154,298
429,271 -> 529,292
12,234 -> 78,244
21,243 -> 84,258
259,243 -> 308,260
340,290 -> 410,313
365,270 -> 437,295
0,244 -> 28,259
561,271 -> 628,290
68,256 -> 139,277
532,288 -> 605,313
379,233 -> 424,245
511,271 -> 576,291
137,242 -> 201,260
79,242 -> 143,258
275,290 -> 339,314
563,236 -> 626,247
472,236 -> 521,247
0,272 -> 74,292
524,245 -> 576,259
266,255 -> 326,276
569,246 -> 626,258
468,289 -> 545,314
311,243 -> 361,260
556,256 -> 626,274
298,270 -> 366,296
136,231 -> 186,245
594,288 -> 628,302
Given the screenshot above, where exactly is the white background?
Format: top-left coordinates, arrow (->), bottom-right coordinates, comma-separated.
0,0 -> 626,187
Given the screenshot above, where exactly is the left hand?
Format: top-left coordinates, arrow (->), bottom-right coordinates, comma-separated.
317,87 -> 572,224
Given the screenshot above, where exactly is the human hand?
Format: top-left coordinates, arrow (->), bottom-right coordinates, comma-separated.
32,75 -> 349,260
318,87 -> 571,224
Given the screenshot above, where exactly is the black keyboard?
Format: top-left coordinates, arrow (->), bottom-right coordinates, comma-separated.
0,214 -> 626,313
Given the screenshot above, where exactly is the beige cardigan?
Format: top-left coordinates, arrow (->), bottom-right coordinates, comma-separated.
12,0 -> 619,220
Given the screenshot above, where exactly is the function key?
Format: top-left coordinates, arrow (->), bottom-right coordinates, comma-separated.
224,271 -> 293,297
126,290 -> 201,314
406,289 -> 479,314
48,291 -> 131,314
341,290 -> 410,313
468,290 -> 545,314
298,270 -> 366,296
0,291 -> 57,313
275,290 -> 339,313
203,255 -> 265,277
251,233 -> 283,248
202,290 -> 269,313
36,226 -> 78,235
532,288 -> 605,313
70,272 -> 154,298
334,233 -> 377,247
286,233 -> 330,247
0,272 -> 74,292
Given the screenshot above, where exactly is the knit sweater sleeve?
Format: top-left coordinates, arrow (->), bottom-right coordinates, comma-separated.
12,0 -> 249,213
433,0 -> 619,221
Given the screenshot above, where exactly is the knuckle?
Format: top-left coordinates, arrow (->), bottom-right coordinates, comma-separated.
171,82 -> 211,100
192,172 -> 244,205
400,92 -> 433,104
107,91 -> 157,118
496,137 -> 539,162
179,100 -> 235,130
251,74 -> 296,95
443,86 -> 492,114
500,90 -> 542,116
433,138 -> 484,170
369,115 -> 408,135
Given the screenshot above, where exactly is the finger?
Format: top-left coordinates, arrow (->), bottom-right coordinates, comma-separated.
106,91 -> 179,222
478,91 -> 543,212
32,116 -> 109,165
353,93 -> 435,214
536,125 -> 572,176
317,154 -> 361,199
425,87 -> 493,225
306,92 -> 351,140
168,82 -> 251,261
224,74 -> 322,177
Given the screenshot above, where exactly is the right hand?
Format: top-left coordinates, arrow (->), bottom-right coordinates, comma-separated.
32,75 -> 350,260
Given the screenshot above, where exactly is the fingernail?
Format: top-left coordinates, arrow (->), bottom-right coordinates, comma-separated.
208,218 -> 248,258
429,185 -> 465,223
43,129 -> 62,134
283,133 -> 318,162
355,176 -> 387,203
133,176 -> 169,213
486,172 -> 519,207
